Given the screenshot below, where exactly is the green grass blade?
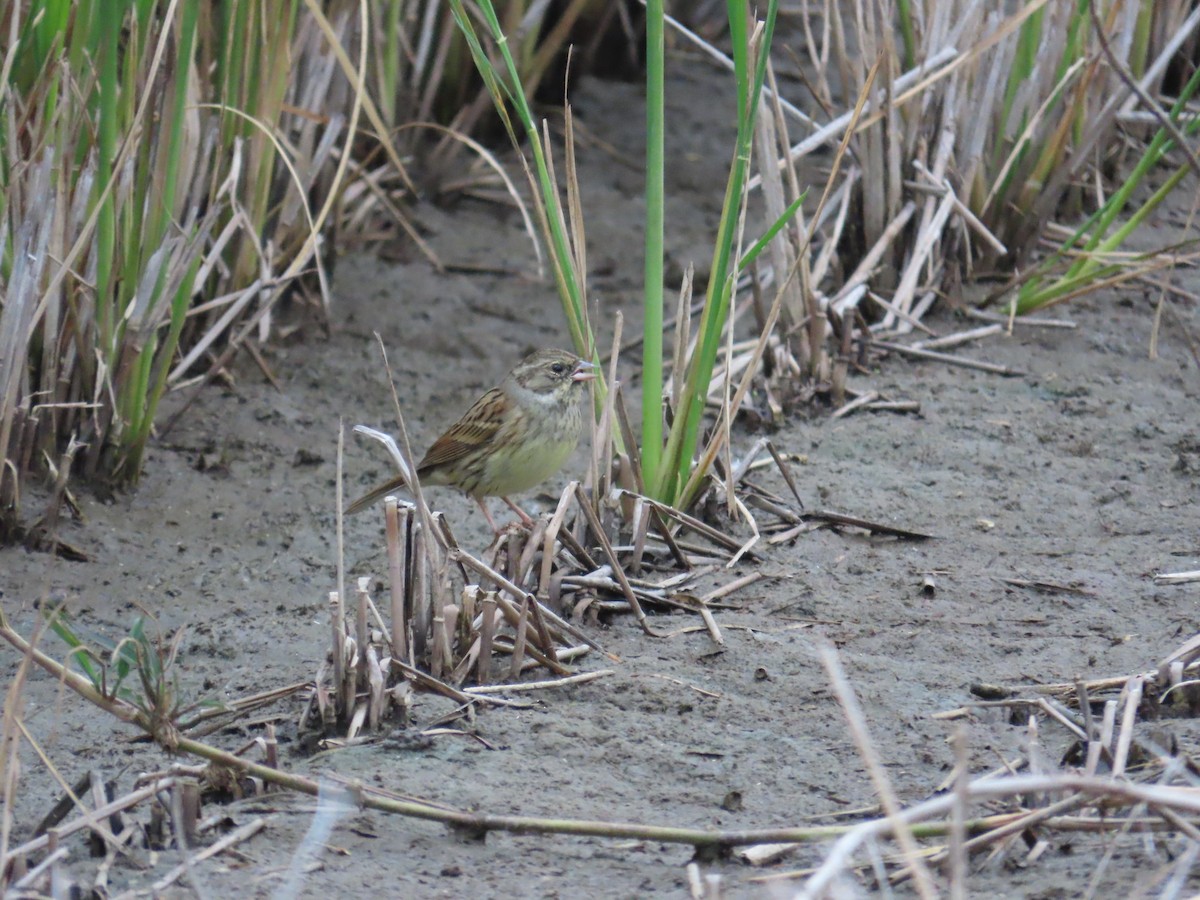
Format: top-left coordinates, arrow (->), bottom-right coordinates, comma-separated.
739,190 -> 808,271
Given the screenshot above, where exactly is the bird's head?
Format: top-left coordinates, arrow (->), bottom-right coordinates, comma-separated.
508,349 -> 595,401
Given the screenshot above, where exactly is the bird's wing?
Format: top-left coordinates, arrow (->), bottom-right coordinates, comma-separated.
417,387 -> 506,472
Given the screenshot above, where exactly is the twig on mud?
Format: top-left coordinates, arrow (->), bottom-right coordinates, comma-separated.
634,673 -> 722,699
386,659 -> 520,709
1154,570 -> 1200,585
667,594 -> 724,647
997,576 -> 1095,596
911,325 -> 1004,351
944,698 -> 1088,741
803,510 -> 935,541
150,817 -> 267,893
963,308 -> 1076,329
866,400 -> 921,414
622,491 -> 748,555
177,682 -> 310,736
4,778 -> 176,865
702,571 -> 767,603
764,441 -> 806,512
870,339 -> 1026,376
463,670 -> 615,695
865,291 -> 938,336
830,391 -> 879,419
820,644 -> 940,900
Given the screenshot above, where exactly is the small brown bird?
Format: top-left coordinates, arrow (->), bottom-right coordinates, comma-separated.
346,348 -> 595,532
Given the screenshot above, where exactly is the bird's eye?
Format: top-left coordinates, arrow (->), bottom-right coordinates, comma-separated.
551,363 -> 567,375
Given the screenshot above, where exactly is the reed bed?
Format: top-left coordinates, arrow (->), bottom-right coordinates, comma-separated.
4,0 -> 1195,539
0,0 -> 617,542
776,0 -> 1200,322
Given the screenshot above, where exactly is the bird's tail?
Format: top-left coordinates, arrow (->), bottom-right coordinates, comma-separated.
344,475 -> 409,515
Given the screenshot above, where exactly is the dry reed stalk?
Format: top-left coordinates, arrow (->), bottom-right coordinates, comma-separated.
327,591 -> 346,715
572,484 -> 658,637
513,519 -> 547,588
484,594 -> 571,676
754,70 -> 807,357
1112,675 -> 1145,778
508,598 -> 531,680
430,605 -> 446,681
334,418 -> 348,679
355,578 -> 371,692
947,727 -> 969,899
477,594 -> 497,686
411,525 -> 431,663
522,586 -> 558,660
386,499 -> 410,666
437,605 -> 458,681
671,266 -> 695,415
593,313 -> 624,503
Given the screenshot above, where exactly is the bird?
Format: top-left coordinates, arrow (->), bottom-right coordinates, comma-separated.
346,348 -> 596,532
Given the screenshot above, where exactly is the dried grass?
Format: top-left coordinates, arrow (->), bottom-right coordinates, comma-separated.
751,0 -> 1200,338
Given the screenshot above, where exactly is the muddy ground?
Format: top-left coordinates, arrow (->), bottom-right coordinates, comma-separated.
3,58 -> 1200,899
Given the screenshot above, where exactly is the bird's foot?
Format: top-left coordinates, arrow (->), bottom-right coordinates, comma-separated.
501,496 -> 536,529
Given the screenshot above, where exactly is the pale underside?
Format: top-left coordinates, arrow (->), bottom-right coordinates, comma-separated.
419,383 -> 583,499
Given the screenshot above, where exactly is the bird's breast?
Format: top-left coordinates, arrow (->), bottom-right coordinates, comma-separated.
477,397 -> 583,496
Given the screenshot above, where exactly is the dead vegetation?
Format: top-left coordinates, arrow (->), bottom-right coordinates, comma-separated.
4,593 -> 1200,897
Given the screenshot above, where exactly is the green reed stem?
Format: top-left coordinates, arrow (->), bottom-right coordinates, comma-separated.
641,0 -> 665,498
654,0 -> 777,504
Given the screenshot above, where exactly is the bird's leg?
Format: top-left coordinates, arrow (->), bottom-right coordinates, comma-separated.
473,496 -> 501,534
501,496 -> 536,528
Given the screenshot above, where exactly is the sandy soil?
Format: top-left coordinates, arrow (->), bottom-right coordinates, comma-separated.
2,60 -> 1199,898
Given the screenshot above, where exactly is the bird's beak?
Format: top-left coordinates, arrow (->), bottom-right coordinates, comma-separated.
572,360 -> 597,383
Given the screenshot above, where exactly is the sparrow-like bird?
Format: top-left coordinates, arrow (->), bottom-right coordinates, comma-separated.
346,348 -> 595,532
